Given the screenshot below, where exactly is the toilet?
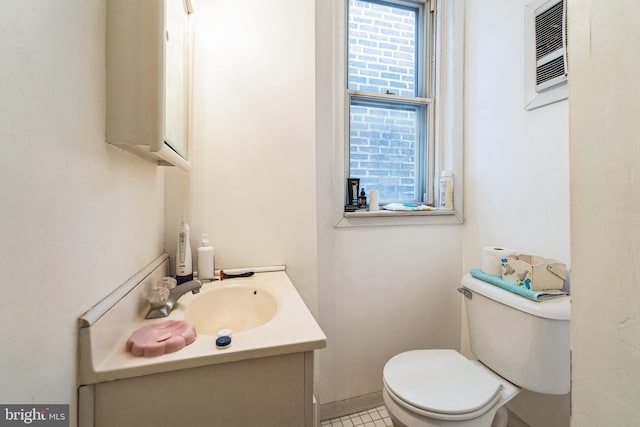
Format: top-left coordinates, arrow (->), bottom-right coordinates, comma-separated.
382,274 -> 570,427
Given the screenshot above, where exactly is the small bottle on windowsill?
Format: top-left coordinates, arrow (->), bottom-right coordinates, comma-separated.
358,188 -> 367,208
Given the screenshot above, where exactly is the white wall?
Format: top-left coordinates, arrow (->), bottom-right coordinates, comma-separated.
0,2 -> 165,426
164,0 -> 318,308
463,0 -> 570,426
10,2 -> 635,427
569,1 -> 640,425
315,0 -> 463,409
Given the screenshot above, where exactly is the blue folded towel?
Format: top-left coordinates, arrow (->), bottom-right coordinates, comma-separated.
469,269 -> 568,302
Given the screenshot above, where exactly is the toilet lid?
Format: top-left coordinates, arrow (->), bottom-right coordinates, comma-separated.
383,349 -> 502,415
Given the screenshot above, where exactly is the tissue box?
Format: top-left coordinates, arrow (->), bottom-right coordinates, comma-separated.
500,255 -> 566,291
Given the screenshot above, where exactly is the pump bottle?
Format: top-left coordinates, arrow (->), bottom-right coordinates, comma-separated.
197,235 -> 215,281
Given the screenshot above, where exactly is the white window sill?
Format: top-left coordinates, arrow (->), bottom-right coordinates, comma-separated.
336,208 -> 462,227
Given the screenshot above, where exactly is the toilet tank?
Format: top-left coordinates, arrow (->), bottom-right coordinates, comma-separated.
460,274 -> 570,395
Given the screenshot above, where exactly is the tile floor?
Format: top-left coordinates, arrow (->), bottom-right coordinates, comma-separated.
320,406 -> 393,427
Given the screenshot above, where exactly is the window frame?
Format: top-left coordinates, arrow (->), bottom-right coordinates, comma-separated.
345,0 -> 435,206
332,0 -> 465,227
347,0 -> 429,97
346,92 -> 432,205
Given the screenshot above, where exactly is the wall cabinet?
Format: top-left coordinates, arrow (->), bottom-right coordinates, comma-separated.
106,0 -> 193,171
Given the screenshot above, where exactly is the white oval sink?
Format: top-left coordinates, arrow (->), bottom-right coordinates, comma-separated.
185,284 -> 278,335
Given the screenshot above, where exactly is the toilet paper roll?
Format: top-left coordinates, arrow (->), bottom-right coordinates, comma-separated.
481,247 -> 517,277
369,189 -> 380,211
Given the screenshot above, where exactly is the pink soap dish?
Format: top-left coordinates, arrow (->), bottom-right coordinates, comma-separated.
126,320 -> 197,358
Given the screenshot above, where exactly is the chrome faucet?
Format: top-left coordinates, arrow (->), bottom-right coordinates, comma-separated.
145,279 -> 202,319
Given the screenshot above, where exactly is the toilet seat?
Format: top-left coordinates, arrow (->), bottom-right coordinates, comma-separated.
383,349 -> 503,421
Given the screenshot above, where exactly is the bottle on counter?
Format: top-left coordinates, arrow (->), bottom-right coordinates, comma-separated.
176,213 -> 193,285
197,234 -> 215,281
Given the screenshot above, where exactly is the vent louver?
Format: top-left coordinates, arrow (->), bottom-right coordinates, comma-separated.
524,0 -> 568,110
534,0 -> 567,91
535,1 -> 564,59
536,55 -> 565,85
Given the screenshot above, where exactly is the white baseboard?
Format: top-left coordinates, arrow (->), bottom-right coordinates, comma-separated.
319,392 -> 384,421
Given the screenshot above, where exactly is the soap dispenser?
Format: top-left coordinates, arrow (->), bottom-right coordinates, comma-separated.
197,234 -> 215,281
176,212 -> 193,285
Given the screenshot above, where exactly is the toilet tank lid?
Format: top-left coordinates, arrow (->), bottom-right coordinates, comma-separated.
461,274 -> 570,320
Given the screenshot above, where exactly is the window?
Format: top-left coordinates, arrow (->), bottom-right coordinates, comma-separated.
327,0 -> 464,226
346,0 -> 433,206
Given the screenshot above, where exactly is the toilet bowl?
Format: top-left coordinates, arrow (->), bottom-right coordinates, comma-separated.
382,274 -> 570,427
382,350 -> 519,427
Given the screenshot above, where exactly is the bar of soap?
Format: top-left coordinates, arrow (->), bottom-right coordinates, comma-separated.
126,320 -> 197,357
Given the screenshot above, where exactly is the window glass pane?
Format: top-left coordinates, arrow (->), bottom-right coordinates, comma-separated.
350,98 -> 426,203
348,0 -> 418,97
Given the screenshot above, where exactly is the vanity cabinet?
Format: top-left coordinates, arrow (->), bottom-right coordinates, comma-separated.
90,352 -> 315,427
106,0 -> 193,171
77,258 -> 325,427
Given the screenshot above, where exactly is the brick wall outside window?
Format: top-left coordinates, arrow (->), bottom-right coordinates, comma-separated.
348,0 -> 423,203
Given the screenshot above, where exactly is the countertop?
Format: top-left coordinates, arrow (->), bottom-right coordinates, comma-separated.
78,269 -> 326,385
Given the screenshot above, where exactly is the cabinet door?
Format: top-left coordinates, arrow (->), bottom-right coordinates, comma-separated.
106,0 -> 192,170
164,0 -> 190,158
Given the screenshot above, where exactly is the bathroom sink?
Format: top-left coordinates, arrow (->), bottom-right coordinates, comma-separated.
78,268 -> 327,385
184,284 -> 278,335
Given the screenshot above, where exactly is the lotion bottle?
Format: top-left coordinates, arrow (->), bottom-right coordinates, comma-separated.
176,213 -> 193,284
197,234 -> 215,281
